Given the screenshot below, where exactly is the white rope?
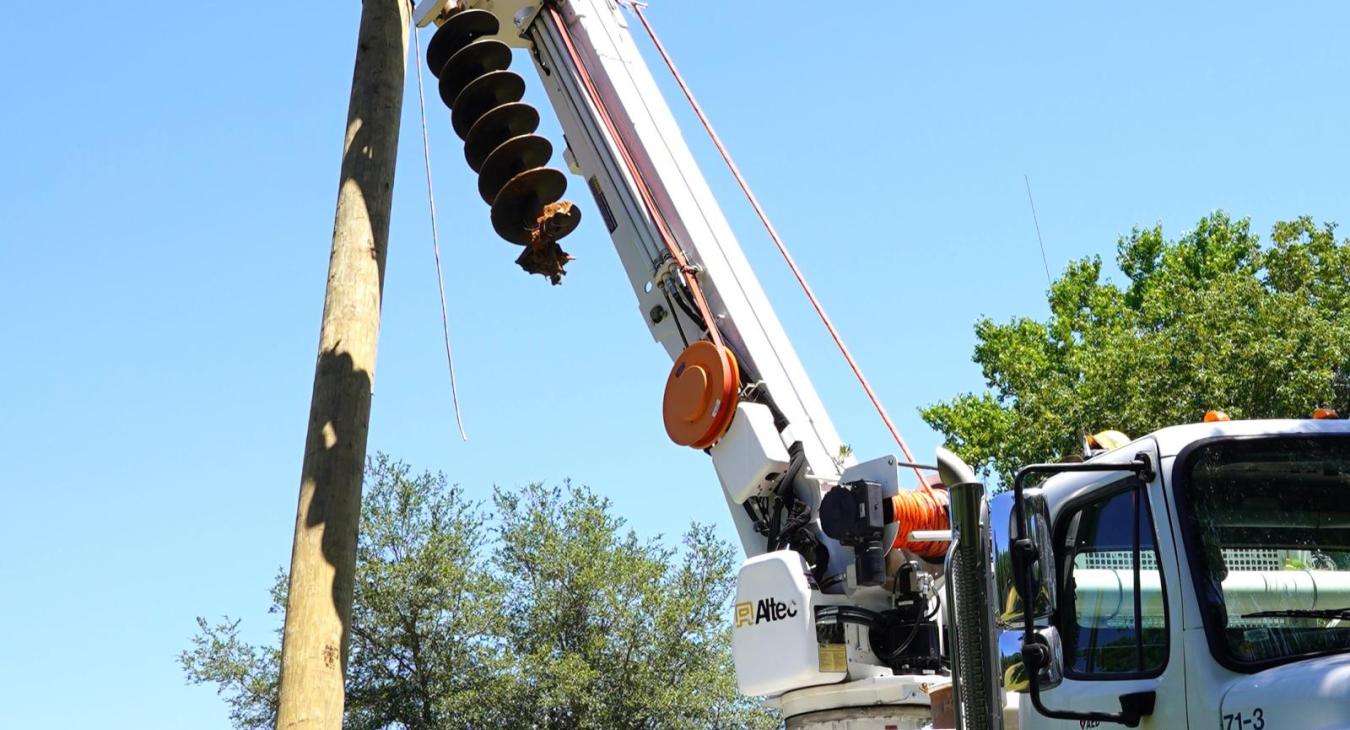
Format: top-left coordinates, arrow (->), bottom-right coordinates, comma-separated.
413,23 -> 469,441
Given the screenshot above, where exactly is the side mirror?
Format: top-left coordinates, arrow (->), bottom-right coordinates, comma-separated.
990,489 -> 1056,629
992,490 -> 1063,693
1010,456 -> 1159,728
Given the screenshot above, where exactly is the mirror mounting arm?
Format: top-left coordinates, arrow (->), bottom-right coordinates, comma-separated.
1133,451 -> 1156,482
1010,455 -> 1157,728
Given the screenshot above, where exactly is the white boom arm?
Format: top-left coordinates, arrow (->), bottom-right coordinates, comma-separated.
414,0 -> 951,720
515,0 -> 853,570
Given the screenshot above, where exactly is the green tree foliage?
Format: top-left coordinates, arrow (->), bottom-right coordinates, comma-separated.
492,485 -> 766,729
181,455 -> 775,730
346,455 -> 507,730
922,213 -> 1350,483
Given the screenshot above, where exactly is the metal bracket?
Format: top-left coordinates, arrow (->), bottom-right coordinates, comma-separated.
413,0 -> 458,27
652,255 -> 680,283
512,3 -> 546,34
654,254 -> 702,283
1133,451 -> 1156,482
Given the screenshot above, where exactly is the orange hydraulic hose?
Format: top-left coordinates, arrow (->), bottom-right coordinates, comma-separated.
629,3 -> 931,491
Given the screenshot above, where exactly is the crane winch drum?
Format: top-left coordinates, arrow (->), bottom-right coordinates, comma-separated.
425,9 -> 581,280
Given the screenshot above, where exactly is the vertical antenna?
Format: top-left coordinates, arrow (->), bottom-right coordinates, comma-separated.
1023,175 -> 1089,446
1024,174 -> 1053,287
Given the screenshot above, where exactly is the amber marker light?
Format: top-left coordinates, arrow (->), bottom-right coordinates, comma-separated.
1203,410 -> 1231,423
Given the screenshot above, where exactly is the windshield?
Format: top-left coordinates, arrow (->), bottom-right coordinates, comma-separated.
1182,436 -> 1350,667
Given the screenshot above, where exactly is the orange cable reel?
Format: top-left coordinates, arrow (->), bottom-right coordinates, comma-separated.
663,341 -> 740,449
889,488 -> 950,559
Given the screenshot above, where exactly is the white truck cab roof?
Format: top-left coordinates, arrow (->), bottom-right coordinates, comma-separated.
1145,418 -> 1350,458
1028,418 -> 1350,510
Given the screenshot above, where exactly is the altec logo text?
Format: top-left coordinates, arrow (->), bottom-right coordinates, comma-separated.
734,597 -> 798,628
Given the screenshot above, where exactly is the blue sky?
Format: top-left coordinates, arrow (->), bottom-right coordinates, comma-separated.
2,1 -> 1347,727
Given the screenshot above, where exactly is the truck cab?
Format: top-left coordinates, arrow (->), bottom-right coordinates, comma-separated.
998,418 -> 1350,730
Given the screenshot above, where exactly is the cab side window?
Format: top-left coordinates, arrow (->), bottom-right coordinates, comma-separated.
1059,481 -> 1168,677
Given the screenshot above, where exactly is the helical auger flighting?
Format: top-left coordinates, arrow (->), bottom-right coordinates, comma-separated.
426,9 -> 581,284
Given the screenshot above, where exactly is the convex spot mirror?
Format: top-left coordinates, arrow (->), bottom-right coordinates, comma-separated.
998,626 -> 1064,692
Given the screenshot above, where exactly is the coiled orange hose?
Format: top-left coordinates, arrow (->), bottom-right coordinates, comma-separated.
890,489 -> 950,558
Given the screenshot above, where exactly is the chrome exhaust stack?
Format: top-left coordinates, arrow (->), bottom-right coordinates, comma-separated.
940,448 -> 1003,730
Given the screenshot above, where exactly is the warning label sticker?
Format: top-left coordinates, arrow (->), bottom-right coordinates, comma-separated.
818,643 -> 847,673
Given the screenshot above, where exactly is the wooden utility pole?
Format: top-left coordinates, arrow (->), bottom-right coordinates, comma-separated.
275,2 -> 408,729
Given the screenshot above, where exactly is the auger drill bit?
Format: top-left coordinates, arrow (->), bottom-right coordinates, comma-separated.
426,9 -> 581,283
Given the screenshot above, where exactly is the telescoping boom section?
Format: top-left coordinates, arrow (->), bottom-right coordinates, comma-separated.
416,0 -> 861,569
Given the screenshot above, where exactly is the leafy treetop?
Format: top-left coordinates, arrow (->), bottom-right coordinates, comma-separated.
921,212 -> 1350,484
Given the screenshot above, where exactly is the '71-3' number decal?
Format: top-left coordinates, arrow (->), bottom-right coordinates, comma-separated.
1222,708 -> 1264,730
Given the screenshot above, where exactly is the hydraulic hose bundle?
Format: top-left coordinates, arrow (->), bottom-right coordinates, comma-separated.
425,9 -> 581,283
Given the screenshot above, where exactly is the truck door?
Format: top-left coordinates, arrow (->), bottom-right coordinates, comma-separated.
1031,440 -> 1188,729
